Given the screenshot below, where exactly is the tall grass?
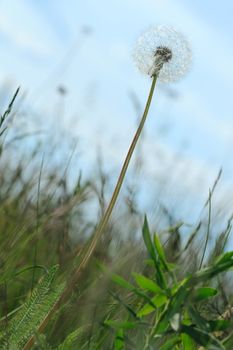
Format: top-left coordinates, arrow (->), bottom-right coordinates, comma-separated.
0,78 -> 233,350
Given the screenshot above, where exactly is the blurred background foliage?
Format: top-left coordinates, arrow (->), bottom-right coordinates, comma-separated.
0,1 -> 233,348
0,88 -> 233,348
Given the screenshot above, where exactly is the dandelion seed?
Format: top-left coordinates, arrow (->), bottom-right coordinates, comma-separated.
133,25 -> 192,82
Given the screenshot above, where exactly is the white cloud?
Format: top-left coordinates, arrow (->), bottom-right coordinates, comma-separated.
0,3 -> 61,57
0,0 -> 232,203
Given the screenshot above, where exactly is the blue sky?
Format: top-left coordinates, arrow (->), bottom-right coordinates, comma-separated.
0,0 -> 233,221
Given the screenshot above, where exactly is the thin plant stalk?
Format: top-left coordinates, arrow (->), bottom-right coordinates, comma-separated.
23,75 -> 157,350
31,155 -> 44,292
68,74 -> 157,286
199,189 -> 212,269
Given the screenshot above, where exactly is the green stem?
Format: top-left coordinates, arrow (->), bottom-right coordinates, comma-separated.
199,189 -> 212,269
143,312 -> 158,350
23,75 -> 157,350
70,74 -> 158,283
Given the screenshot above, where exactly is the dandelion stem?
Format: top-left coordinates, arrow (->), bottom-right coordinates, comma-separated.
70,74 -> 157,283
55,75 -> 158,303
22,75 -> 157,350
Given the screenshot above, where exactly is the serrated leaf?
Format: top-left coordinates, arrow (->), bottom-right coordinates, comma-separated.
0,265 -> 64,350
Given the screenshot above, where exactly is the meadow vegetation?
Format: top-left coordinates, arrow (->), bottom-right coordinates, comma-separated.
0,79 -> 233,349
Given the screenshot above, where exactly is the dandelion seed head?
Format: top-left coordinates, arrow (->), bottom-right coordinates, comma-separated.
133,25 -> 192,83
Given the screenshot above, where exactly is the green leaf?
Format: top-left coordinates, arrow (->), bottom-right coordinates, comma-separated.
111,274 -> 135,291
137,294 -> 167,317
105,320 -> 136,330
137,303 -> 155,317
223,330 -> 233,349
142,216 -> 156,262
142,216 -> 167,289
0,265 -> 64,350
153,233 -> 170,272
159,336 -> 181,350
188,306 -> 210,332
215,251 -> 233,264
133,273 -> 163,293
111,273 -> 158,309
171,276 -> 191,295
57,327 -> 86,350
33,333 -> 52,350
181,325 -> 224,349
150,294 -> 168,308
209,319 -> 231,332
164,285 -> 190,321
114,329 -> 124,350
0,265 -> 48,286
193,287 -> 218,301
194,252 -> 233,282
181,333 -> 196,350
108,290 -> 138,319
144,258 -> 155,267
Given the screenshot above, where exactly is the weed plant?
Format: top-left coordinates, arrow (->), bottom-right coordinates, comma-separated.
0,26 -> 233,350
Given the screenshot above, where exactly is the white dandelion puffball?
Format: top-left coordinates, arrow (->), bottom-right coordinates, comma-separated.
133,25 -> 192,83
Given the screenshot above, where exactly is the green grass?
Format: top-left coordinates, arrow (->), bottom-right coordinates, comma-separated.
0,89 -> 233,350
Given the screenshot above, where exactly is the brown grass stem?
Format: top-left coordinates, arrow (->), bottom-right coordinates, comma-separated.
23,75 -> 157,350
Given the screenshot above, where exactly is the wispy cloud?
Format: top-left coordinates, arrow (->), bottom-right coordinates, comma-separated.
0,0 -> 232,192
0,1 -> 62,57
